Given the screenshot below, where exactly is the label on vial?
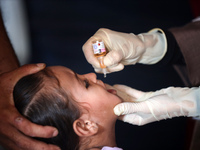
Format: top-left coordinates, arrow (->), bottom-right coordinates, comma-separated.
92,41 -> 106,54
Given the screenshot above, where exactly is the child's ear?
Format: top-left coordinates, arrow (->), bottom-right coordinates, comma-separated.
73,119 -> 98,137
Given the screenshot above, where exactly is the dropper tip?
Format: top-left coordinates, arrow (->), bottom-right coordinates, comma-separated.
103,68 -> 107,78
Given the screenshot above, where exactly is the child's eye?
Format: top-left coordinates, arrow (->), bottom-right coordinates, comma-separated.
84,79 -> 90,88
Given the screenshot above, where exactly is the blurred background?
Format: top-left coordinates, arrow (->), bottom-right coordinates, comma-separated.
0,0 -> 198,149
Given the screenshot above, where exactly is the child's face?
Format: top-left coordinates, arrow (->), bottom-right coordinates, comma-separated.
48,66 -> 122,121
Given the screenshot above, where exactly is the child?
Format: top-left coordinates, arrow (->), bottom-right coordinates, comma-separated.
13,66 -> 123,150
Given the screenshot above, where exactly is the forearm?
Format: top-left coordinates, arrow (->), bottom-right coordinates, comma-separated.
169,21 -> 200,86
0,11 -> 19,74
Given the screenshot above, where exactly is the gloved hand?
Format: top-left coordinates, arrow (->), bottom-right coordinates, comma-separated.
82,28 -> 167,74
113,84 -> 200,126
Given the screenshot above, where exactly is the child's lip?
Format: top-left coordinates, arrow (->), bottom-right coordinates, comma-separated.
107,89 -> 117,95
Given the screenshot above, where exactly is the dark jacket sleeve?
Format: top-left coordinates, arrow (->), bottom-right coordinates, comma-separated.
169,21 -> 200,86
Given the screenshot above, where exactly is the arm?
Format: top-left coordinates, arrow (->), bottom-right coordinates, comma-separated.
0,11 -> 19,74
111,23 -> 200,124
111,21 -> 200,125
169,21 -> 200,86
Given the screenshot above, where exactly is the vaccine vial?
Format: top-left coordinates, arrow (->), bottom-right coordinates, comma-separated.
92,41 -> 107,78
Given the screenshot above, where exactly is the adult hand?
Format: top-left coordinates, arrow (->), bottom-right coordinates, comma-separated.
82,28 -> 166,74
0,64 -> 60,150
113,84 -> 200,126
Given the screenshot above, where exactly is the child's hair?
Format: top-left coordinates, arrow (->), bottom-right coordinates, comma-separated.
13,69 -> 81,150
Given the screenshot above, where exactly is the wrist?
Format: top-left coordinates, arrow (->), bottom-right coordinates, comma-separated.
162,86 -> 200,118
138,28 -> 167,64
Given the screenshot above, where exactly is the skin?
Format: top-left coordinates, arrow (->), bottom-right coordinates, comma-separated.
0,11 -> 19,73
48,66 -> 122,149
0,11 -> 60,150
0,64 -> 60,150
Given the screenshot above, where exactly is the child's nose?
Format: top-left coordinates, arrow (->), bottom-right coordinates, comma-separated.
85,73 -> 97,83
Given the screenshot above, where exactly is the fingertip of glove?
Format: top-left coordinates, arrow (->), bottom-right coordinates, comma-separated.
113,106 -> 122,116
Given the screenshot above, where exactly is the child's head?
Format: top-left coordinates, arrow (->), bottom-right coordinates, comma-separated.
13,66 -> 122,150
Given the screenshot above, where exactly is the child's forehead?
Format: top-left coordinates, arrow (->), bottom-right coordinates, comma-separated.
46,66 -> 79,91
47,66 -> 74,75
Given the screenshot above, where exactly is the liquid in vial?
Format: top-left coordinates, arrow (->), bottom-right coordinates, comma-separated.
92,41 -> 107,77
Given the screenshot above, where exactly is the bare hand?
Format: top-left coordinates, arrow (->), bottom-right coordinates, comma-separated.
0,64 -> 60,150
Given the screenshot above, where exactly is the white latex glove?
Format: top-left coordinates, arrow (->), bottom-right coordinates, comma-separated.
82,28 -> 167,74
113,84 -> 200,126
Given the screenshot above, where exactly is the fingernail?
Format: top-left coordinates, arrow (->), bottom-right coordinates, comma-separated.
52,130 -> 58,137
36,63 -> 46,69
15,117 -> 23,123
